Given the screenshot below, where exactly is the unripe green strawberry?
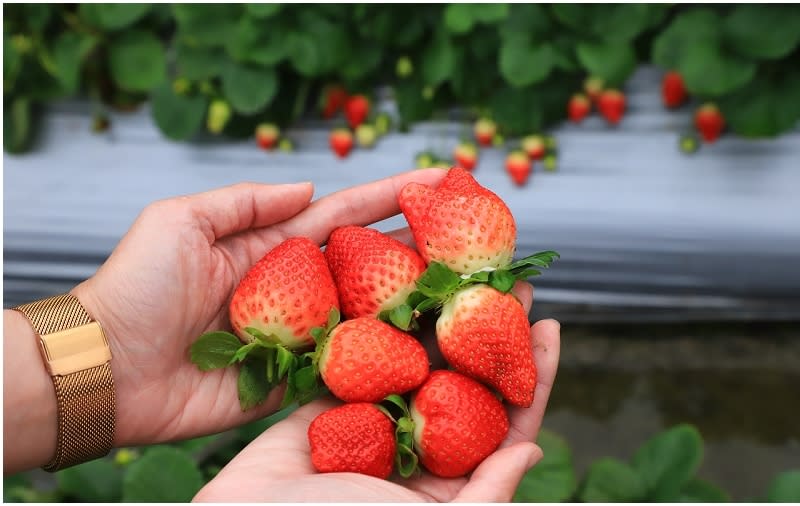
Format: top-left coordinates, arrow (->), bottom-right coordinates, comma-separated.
308,403 -> 395,478
396,56 -> 413,78
415,151 -> 435,169
375,112 -> 393,136
355,123 -> 378,148
473,118 -> 497,147
399,168 -> 516,274
410,370 -> 509,478
679,133 -> 699,154
279,138 -> 294,152
255,123 -> 280,150
543,153 -> 558,172
172,78 -> 191,96
207,99 -> 231,134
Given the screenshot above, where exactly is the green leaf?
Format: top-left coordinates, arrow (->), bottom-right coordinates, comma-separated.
221,61 -> 278,115
293,365 -> 318,393
4,35 -> 22,88
176,44 -> 226,80
421,31 -> 456,87
4,474 -> 31,502
724,5 -> 800,60
238,404 -> 298,442
509,250 -> 560,271
679,43 -> 756,96
189,331 -> 241,371
416,262 -> 462,299
53,32 -> 97,93
652,8 -> 721,70
473,4 -> 510,24
238,359 -> 273,411
246,4 -> 282,18
151,83 -> 207,141
326,307 -> 341,331
57,458 -> 123,501
287,32 -> 321,76
579,458 -> 646,502
444,4 -> 475,34
514,429 -> 577,502
229,342 -> 259,364
108,30 -> 166,92
276,346 -> 295,379
631,424 -> 703,501
489,270 -> 516,293
395,78 -> 435,124
502,4 -> 551,43
388,304 -> 414,330
339,44 -> 382,83
552,4 -> 653,42
576,40 -> 637,87
172,4 -> 242,47
396,443 -> 420,478
719,68 -> 800,138
178,434 -> 218,456
3,97 -> 32,154
765,470 -> 800,502
122,447 -> 203,502
80,4 -> 150,31
490,85 -> 544,136
499,39 -> 554,88
226,16 -> 287,66
678,478 -> 730,502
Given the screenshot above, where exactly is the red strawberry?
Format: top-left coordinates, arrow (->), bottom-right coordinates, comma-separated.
317,317 -> 429,402
329,128 -> 354,158
694,103 -> 725,143
325,226 -> 427,319
308,403 -> 395,478
662,71 -> 687,109
473,118 -> 497,147
567,94 -> 591,123
436,284 -> 536,407
521,134 -> 546,160
229,237 -> 339,349
453,142 -> 478,171
410,370 -> 509,478
321,84 -> 348,119
506,150 -> 532,186
344,94 -> 370,129
584,76 -> 604,103
255,123 -> 280,150
598,89 -> 626,126
398,168 -> 516,274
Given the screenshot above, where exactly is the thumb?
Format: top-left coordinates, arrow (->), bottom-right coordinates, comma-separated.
452,442 -> 542,503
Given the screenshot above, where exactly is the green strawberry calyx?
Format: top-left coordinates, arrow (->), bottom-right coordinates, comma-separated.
379,250 -> 560,331
376,394 -> 419,478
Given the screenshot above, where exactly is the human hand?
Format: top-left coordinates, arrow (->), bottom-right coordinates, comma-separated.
72,169 -> 447,448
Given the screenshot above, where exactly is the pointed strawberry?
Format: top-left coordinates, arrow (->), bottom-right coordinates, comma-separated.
398,168 -> 516,274
409,370 -> 509,478
228,237 -> 339,349
344,94 -> 370,129
662,71 -> 687,109
521,135 -> 546,160
694,103 -> 725,143
315,317 -> 429,403
308,403 -> 396,478
325,226 -> 427,320
255,123 -> 280,150
568,94 -> 591,123
584,76 -> 604,103
598,89 -> 626,125
506,150 -> 532,186
473,118 -> 497,147
320,84 -> 348,119
453,142 -> 478,171
329,128 -> 354,158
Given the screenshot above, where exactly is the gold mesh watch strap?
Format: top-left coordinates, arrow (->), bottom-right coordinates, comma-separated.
15,293 -> 115,471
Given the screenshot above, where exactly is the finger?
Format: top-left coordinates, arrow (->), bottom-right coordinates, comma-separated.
502,319 -> 561,448
275,169 -> 447,245
512,281 -> 533,314
453,442 -> 542,502
385,227 -> 415,248
178,181 -> 314,242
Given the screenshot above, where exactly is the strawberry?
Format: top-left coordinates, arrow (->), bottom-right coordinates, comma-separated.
329,128 -> 354,158
694,103 -> 725,143
375,112 -> 393,136
398,167 -> 516,274
679,132 -> 700,154
355,123 -> 378,148
315,317 -> 429,402
662,71 -> 687,109
453,142 -> 478,171
396,56 -> 413,78
321,84 -> 348,119
506,150 -> 532,186
543,153 -> 558,172
598,89 -> 626,126
414,151 -> 435,169
206,99 -> 231,134
228,237 -> 339,349
409,370 -> 509,478
279,138 -> 294,152
567,93 -> 591,123
437,284 -> 536,406
255,123 -> 280,150
344,94 -> 370,129
584,76 -> 604,103
521,134 -> 546,160
308,403 -> 395,479
473,118 -> 497,147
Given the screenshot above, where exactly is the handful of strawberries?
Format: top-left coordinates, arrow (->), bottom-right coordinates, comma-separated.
190,168 -> 558,479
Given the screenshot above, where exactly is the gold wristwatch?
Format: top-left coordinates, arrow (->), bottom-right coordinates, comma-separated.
14,293 -> 115,471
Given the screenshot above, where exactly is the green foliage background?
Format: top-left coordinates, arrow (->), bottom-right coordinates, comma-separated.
4,4 -> 800,153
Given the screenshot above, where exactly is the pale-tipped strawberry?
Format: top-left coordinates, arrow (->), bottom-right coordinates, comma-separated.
308,403 -> 396,478
375,112 -> 393,136
255,123 -> 280,150
568,93 -> 591,123
584,76 -> 604,103
330,128 -> 354,158
521,134 -> 546,160
398,167 -> 516,274
473,118 -> 496,147
414,151 -> 435,169
325,226 -> 427,320
662,71 -> 687,109
506,150 -> 532,186
598,89 -> 626,126
321,84 -> 348,119
695,103 -> 724,143
314,317 -> 429,403
206,99 -> 231,134
355,123 -> 378,148
453,142 -> 478,171
409,370 -> 509,477
344,94 -> 370,129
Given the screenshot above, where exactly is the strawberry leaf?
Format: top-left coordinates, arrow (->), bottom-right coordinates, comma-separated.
237,359 -> 272,411
466,270 -> 491,283
228,342 -> 259,365
388,304 -> 414,331
489,270 -> 516,293
415,297 -> 440,313
514,268 -> 543,279
396,442 -> 420,479
275,346 -> 294,380
325,307 -> 341,332
416,262 -> 461,299
189,331 -> 241,371
507,250 -> 560,272
382,394 -> 410,416
309,327 -> 326,345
